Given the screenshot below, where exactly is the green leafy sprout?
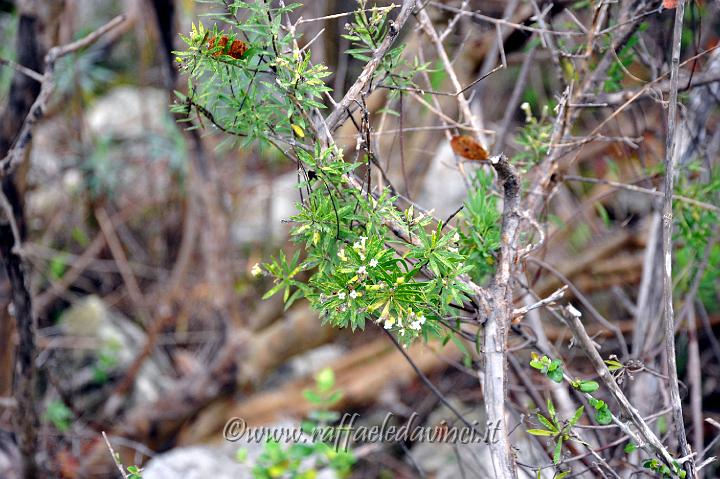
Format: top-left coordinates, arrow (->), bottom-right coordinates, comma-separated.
243,368 -> 356,479
527,398 -> 585,464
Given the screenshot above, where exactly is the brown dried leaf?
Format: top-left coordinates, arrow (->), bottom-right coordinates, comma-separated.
208,35 -> 248,59
450,135 -> 489,161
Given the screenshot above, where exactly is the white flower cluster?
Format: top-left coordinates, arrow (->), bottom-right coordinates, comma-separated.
383,310 -> 426,336
335,238 -> 387,302
251,263 -> 263,277
352,235 -> 368,260
448,230 -> 461,254
408,311 -> 426,331
450,230 -> 465,270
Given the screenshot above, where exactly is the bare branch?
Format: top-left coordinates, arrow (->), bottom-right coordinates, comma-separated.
0,14 -> 127,177
559,304 -> 678,469
323,0 -> 416,134
660,2 -> 694,475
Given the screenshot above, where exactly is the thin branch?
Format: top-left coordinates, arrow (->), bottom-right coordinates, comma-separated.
0,57 -> 44,83
95,207 -> 149,320
102,431 -> 129,479
661,2 -> 694,475
429,2 -> 584,38
0,14 -> 127,177
558,304 -> 678,470
323,0 -> 416,134
564,175 -> 720,214
512,286 -> 567,320
0,223 -> 39,477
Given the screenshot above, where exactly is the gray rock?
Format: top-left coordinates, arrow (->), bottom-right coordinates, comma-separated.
287,344 -> 346,379
86,87 -> 170,139
231,171 -> 300,244
416,142 -> 472,219
142,443 -> 248,479
143,422 -> 339,479
46,296 -> 171,414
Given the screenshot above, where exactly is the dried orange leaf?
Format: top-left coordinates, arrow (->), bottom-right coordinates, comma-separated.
208,35 -> 248,59
450,135 -> 489,161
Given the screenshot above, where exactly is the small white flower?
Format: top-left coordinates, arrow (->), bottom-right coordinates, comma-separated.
338,292 -> 346,300
338,248 -> 348,261
417,314 -> 426,325
369,258 -> 378,268
349,290 -> 359,299
448,246 -> 459,254
353,241 -> 362,250
359,253 -> 366,261
410,320 -> 422,331
357,266 -> 367,275
250,263 -> 263,277
453,232 -> 460,242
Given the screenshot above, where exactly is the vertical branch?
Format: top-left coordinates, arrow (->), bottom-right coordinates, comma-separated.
0,2 -> 65,476
482,156 -> 521,479
0,0 -> 51,400
0,14 -> 126,478
687,303 -> 703,477
661,1 -> 694,474
416,9 -> 519,478
0,224 -> 39,478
